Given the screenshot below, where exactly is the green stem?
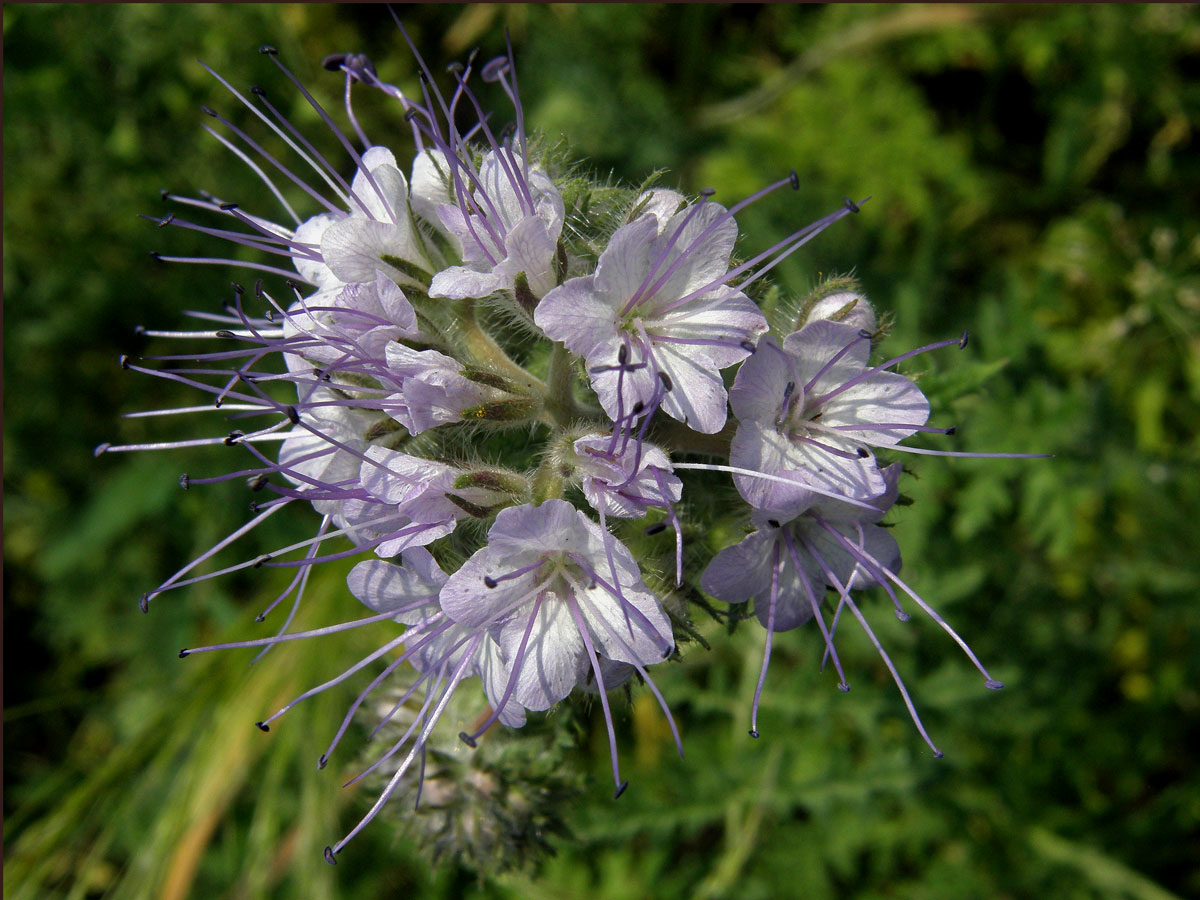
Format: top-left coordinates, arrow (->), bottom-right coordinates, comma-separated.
543,341 -> 583,426
651,418 -> 736,458
454,300 -> 546,395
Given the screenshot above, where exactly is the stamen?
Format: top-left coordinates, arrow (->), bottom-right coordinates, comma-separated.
482,559 -> 544,588
459,593 -> 546,746
670,462 -> 884,513
565,595 -> 627,798
815,519 -> 1003,689
750,541 -> 782,738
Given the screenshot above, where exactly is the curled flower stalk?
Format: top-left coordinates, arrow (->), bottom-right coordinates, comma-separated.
104,22 -> 1046,867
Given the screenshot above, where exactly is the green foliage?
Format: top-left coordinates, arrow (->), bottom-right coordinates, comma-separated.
5,4 -> 1198,899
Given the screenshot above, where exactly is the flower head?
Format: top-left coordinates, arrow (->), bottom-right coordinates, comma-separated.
106,22 -> 1044,869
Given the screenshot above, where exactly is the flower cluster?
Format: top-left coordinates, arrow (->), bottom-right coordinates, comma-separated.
104,26 -> 1043,865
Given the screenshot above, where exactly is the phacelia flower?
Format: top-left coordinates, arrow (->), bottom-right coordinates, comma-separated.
104,21 -> 1044,869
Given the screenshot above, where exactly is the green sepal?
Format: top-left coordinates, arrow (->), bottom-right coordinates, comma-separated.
453,469 -> 529,496
460,367 -> 523,394
459,399 -> 540,423
513,271 -> 537,315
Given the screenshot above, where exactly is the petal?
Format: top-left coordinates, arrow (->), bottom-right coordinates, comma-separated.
428,264 -> 504,300
497,213 -> 559,298
292,213 -> 341,289
322,217 -> 421,285
654,343 -> 729,434
499,596 -> 587,711
592,215 -> 659,303
700,530 -> 775,602
729,337 -> 795,424
534,276 -> 622,359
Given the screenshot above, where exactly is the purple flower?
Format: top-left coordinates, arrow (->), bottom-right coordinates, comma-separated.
535,190 -> 768,434
429,149 -> 565,301
701,464 -> 1002,749
383,343 -> 539,435
439,499 -> 679,795
572,433 -> 682,520
728,321 -> 932,517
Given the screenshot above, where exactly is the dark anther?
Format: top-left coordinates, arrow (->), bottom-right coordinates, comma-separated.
481,55 -> 510,82
224,430 -> 245,445
134,325 -> 147,336
249,85 -> 266,97
179,473 -> 190,490
404,108 -> 418,123
178,648 -> 190,658
417,69 -> 430,84
264,308 -> 275,322
120,354 -> 131,370
613,780 -> 629,800
157,213 -> 175,227
285,405 -> 300,425
782,381 -> 795,400
843,196 -> 860,214
253,554 -> 272,569
317,754 -> 328,769
160,188 -> 171,201
767,519 -> 781,528
838,682 -> 851,693
322,53 -> 347,71
934,750 -> 945,759
215,330 -> 237,339
483,575 -> 498,589
500,122 -> 517,142
644,522 -> 668,535
218,202 -> 238,211
749,729 -> 760,738
93,443 -> 112,457
324,847 -> 338,866
857,447 -> 870,458
231,281 -> 245,295
789,169 -> 800,190
258,45 -> 278,55
139,594 -> 150,613
248,502 -> 259,513
200,105 -> 218,118
255,721 -> 270,732
248,473 -> 269,492
254,278 -> 265,297
285,278 -> 300,291
986,679 -> 1005,690
945,426 -> 957,436
858,328 -> 872,340
446,61 -> 465,76
149,251 -> 163,261
346,53 -> 376,81
740,339 -> 756,353
959,330 -> 969,349
458,731 -> 478,748
617,345 -> 628,365
658,371 -> 674,391
631,401 -> 645,415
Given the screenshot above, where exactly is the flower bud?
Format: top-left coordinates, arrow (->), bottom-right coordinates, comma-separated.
796,275 -> 877,334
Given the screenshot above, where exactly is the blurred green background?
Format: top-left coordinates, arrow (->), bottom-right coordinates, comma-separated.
5,4 -> 1199,898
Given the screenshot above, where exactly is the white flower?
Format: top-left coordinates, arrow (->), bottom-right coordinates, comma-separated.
438,500 -> 672,713
429,151 -> 565,301
535,191 -> 768,434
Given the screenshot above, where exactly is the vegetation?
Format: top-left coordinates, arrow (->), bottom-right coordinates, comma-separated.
5,5 -> 1198,898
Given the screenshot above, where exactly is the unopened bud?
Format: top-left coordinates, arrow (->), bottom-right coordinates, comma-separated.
459,399 -> 540,424
801,289 -> 876,334
453,469 -> 529,496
